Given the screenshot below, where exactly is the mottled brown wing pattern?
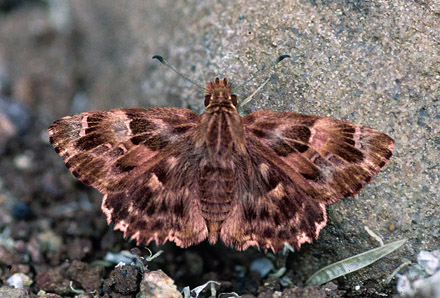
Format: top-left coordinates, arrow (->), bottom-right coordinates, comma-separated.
218,110 -> 393,252
220,138 -> 327,252
48,107 -> 209,247
49,77 -> 394,253
242,110 -> 394,203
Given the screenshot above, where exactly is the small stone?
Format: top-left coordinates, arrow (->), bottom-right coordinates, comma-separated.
388,223 -> 396,232
66,260 -> 105,292
138,269 -> 181,298
36,268 -> 71,296
250,257 -> 274,278
0,245 -> 22,266
398,271 -> 440,298
417,250 -> 440,275
0,286 -> 28,298
36,291 -> 63,298
397,275 -> 412,295
6,273 -> 32,288
13,153 -> 33,171
37,231 -> 62,253
12,202 -> 32,220
104,264 -> 139,295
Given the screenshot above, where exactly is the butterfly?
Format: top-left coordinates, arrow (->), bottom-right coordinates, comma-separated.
48,76 -> 394,252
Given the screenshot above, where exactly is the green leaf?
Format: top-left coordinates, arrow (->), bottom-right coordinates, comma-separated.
305,239 -> 407,286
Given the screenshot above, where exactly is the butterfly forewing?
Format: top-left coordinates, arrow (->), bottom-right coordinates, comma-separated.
49,107 -> 210,247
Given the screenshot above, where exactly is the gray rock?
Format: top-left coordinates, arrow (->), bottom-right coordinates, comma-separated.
138,270 -> 181,298
397,249 -> 440,297
250,257 -> 274,278
0,286 -> 29,298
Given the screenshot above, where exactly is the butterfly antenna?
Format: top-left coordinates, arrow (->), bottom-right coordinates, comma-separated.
238,55 -> 290,108
152,55 -> 204,90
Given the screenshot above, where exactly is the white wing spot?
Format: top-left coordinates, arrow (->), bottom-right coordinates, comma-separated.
79,115 -> 89,137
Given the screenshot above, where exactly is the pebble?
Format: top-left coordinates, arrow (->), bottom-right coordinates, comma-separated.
388,223 -> 396,232
250,257 -> 274,278
66,260 -> 105,292
37,230 -> 63,253
13,153 -> 33,171
104,264 -> 139,295
12,202 -> 32,220
417,250 -> 440,275
0,96 -> 30,134
0,286 -> 28,298
397,250 -> 440,297
35,268 -> 71,296
6,273 -> 32,288
139,270 -> 181,298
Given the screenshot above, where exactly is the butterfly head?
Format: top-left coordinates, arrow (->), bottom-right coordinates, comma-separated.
205,78 -> 238,107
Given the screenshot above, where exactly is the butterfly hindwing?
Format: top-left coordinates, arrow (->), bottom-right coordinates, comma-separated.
220,138 -> 327,252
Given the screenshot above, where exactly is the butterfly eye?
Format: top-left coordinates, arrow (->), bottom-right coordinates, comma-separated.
231,95 -> 238,107
204,95 -> 211,106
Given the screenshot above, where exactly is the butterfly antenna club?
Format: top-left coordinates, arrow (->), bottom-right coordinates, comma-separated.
152,55 -> 204,90
238,54 -> 291,108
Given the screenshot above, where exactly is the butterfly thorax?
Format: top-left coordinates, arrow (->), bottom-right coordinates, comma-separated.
196,78 -> 247,242
197,78 -> 246,155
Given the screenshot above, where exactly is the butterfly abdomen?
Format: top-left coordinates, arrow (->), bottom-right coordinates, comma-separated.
199,162 -> 233,213
197,156 -> 235,242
